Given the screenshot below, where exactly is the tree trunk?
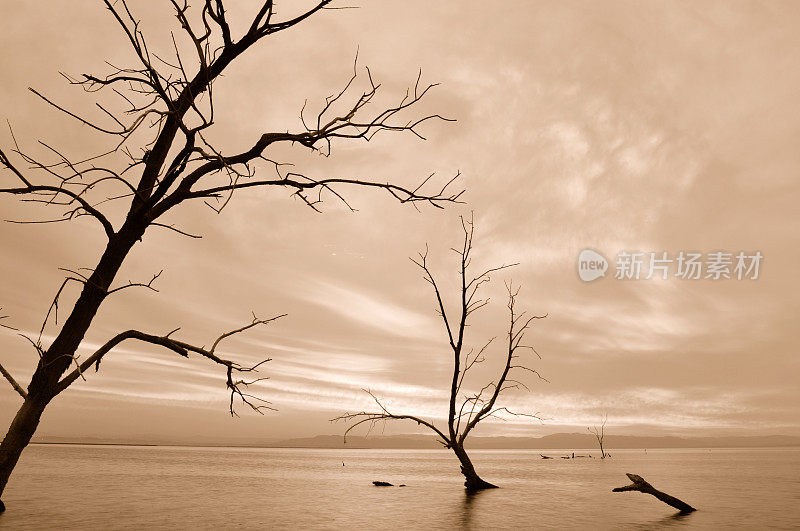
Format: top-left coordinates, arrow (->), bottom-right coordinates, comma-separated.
0,221 -> 144,505
453,443 -> 498,491
0,397 -> 48,500
26,226 -> 141,395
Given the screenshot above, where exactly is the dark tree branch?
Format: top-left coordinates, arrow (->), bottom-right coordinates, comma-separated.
613,473 -> 697,513
0,362 -> 27,400
107,270 -> 163,295
332,389 -> 451,447
0,149 -> 116,239
184,173 -> 462,211
55,314 -> 285,415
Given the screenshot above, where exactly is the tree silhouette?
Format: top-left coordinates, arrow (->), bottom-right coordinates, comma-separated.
589,413 -> 608,458
334,217 -> 546,490
0,0 -> 461,504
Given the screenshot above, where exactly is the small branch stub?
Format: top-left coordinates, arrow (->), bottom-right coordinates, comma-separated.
0,362 -> 27,400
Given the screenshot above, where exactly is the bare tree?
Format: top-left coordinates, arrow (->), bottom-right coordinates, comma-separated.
0,1 -> 461,504
334,217 -> 546,491
589,413 -> 608,459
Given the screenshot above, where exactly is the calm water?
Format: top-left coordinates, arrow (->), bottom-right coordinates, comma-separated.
1,445 -> 798,529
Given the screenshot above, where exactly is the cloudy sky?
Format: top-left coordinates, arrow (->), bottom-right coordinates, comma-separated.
1,0 -> 798,443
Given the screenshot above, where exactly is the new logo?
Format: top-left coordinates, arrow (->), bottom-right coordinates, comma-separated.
578,249 -> 608,282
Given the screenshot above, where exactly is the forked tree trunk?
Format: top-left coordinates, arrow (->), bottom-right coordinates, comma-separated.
0,397 -> 49,500
453,443 -> 498,491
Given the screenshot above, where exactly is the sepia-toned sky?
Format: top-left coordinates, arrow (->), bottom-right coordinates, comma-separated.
1,0 -> 798,442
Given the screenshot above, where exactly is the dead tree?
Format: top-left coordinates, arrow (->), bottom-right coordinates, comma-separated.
589,413 -> 608,458
334,217 -> 546,491
0,1 -> 461,503
613,473 -> 696,513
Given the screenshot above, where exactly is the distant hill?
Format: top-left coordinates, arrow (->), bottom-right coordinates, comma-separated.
32,432 -> 800,449
270,433 -> 800,450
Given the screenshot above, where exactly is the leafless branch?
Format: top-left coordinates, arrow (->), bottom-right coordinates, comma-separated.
107,270 -> 163,295
0,309 -> 17,332
332,389 -> 450,447
0,361 -> 27,399
55,313 -> 286,415
0,148 -> 116,239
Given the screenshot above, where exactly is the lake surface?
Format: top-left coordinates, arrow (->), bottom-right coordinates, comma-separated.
1,445 -> 798,529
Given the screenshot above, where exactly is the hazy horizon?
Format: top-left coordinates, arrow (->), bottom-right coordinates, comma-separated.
28,431 -> 800,451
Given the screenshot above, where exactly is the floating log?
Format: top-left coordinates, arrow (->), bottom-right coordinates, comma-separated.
613,473 -> 696,513
540,454 -> 554,459
372,481 -> 393,486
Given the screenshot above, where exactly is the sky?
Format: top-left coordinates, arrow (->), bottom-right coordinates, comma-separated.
0,0 -> 798,443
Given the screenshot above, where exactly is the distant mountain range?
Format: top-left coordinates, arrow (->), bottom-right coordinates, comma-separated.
32,432 -> 800,450
269,433 -> 800,450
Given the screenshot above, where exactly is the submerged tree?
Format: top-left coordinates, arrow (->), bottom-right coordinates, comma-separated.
334,218 -> 546,491
589,413 -> 608,459
0,1 -> 461,504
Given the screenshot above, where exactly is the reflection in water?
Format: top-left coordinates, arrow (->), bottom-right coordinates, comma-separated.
659,510 -> 696,527
635,508 -> 696,529
456,488 -> 488,529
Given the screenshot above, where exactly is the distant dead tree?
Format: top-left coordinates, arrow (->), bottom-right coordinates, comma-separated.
589,413 -> 608,459
334,217 -> 546,491
0,0 -> 461,504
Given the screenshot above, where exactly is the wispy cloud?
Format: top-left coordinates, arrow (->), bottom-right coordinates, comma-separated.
297,280 -> 440,340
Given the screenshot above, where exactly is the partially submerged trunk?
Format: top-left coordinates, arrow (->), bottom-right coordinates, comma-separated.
613,473 -> 696,513
453,443 -> 498,491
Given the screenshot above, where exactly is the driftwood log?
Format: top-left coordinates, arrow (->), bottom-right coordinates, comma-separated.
613,473 -> 696,513
373,481 -> 393,486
